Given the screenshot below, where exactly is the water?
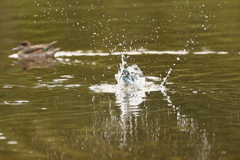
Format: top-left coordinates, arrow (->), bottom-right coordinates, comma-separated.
0,0 -> 240,160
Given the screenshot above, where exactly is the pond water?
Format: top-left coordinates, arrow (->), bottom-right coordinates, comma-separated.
0,0 -> 240,160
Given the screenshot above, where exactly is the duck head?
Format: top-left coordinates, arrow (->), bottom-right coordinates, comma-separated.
12,41 -> 31,51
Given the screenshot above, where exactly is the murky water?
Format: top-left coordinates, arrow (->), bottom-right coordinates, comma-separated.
0,0 -> 240,160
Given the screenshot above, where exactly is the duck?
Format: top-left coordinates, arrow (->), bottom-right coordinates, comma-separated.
12,41 -> 60,60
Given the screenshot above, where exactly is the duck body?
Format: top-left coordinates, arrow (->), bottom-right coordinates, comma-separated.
13,41 -> 60,60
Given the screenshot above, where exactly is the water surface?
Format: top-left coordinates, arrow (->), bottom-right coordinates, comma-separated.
0,0 -> 240,160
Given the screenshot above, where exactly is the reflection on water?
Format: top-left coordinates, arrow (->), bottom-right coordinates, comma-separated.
116,91 -> 146,107
8,53 -> 58,70
91,86 -> 216,160
19,58 -> 58,70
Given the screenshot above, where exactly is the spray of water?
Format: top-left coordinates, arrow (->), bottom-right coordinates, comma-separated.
89,53 -> 173,106
160,68 -> 172,86
115,54 -> 146,91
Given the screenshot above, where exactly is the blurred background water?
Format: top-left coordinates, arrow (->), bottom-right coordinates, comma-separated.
0,0 -> 240,160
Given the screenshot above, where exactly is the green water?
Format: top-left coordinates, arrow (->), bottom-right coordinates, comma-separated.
0,0 -> 240,160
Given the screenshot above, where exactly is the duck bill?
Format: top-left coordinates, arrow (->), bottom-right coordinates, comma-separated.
12,47 -> 20,51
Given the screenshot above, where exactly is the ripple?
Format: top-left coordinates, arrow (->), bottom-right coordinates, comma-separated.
64,84 -> 81,88
33,83 -> 81,89
33,75 -> 81,89
2,84 -> 25,89
144,50 -> 189,55
60,75 -> 74,79
55,51 -> 110,57
53,78 -> 68,83
7,141 -> 18,145
111,51 -> 142,55
193,51 -> 228,54
8,50 -> 232,59
3,100 -> 29,105
0,136 -> 6,140
146,76 -> 161,81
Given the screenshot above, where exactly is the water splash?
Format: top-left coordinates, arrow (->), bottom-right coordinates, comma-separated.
114,54 -> 146,91
90,54 -> 172,107
160,68 -> 172,86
